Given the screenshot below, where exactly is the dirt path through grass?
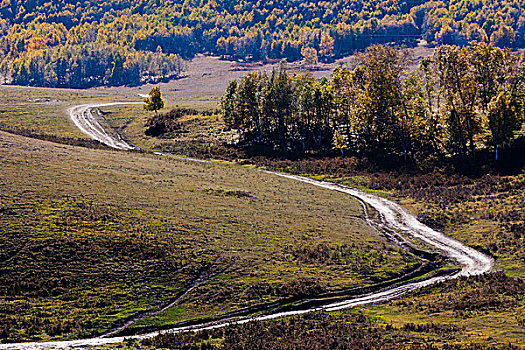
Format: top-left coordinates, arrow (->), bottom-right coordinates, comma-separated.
0,103 -> 493,349
101,269 -> 215,338
68,103 -> 141,150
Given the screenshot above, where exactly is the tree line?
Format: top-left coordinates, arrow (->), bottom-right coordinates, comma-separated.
1,0 -> 524,87
1,42 -> 184,88
221,43 -> 525,161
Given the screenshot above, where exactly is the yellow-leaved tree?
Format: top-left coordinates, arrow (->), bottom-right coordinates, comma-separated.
144,86 -> 165,118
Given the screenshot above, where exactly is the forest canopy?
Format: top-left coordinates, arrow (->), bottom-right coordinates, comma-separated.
1,0 -> 524,87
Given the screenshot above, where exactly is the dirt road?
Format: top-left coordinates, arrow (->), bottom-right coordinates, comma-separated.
0,103 -> 493,349
68,103 -> 141,150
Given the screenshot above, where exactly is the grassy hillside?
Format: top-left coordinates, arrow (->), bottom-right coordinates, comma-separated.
97,88 -> 524,347
129,113 -> 525,280
0,60 -> 522,347
126,274 -> 524,349
0,86 -> 220,142
94,117 -> 525,349
0,86 -> 124,138
0,131 -> 423,341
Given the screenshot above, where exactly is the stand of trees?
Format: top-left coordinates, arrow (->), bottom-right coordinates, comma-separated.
222,43 -> 525,161
2,43 -> 184,88
1,0 -> 524,87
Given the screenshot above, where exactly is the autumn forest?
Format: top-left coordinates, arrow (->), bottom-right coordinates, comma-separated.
1,0 -> 524,88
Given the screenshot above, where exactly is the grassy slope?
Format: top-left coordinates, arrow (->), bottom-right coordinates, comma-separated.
0,86 -> 222,150
0,86 -> 119,137
101,107 -> 524,348
0,131 -> 419,342
107,103 -> 525,276
1,85 -> 522,347
131,274 -> 524,349
364,272 -> 525,347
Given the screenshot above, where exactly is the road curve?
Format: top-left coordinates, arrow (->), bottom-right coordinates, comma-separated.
0,103 -> 494,349
68,103 -> 141,150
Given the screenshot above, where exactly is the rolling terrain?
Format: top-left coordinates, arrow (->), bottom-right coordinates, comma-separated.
0,129 -> 424,343
0,42 -> 522,348
0,99 -> 496,348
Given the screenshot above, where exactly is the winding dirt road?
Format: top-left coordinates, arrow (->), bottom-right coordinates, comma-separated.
0,103 -> 493,349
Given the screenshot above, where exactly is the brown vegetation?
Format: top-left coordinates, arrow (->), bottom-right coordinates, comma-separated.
140,297 -> 521,349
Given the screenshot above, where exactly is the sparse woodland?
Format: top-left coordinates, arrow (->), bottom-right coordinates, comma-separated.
222,43 -> 525,162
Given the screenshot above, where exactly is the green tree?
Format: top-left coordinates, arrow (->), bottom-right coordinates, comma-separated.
220,44 -> 525,162
144,86 -> 165,117
110,52 -> 124,86
490,25 -> 516,48
221,80 -> 238,129
333,129 -> 347,157
414,57 -> 446,154
487,91 -> 522,159
467,43 -> 515,113
331,67 -> 355,147
354,45 -> 413,159
0,57 -> 11,84
434,45 -> 480,157
235,73 -> 260,141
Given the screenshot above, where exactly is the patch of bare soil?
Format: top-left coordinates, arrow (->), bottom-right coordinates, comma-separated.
97,44 -> 435,98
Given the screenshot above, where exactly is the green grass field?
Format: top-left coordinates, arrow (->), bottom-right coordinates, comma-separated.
0,131 -> 420,341
0,86 -> 116,137
0,86 -> 219,140
0,85 -> 523,348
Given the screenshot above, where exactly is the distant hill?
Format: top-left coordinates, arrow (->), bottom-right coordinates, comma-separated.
1,0 -> 523,87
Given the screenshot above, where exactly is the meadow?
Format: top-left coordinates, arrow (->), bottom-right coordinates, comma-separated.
0,77 -> 523,347
0,130 -> 422,341
96,93 -> 524,348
